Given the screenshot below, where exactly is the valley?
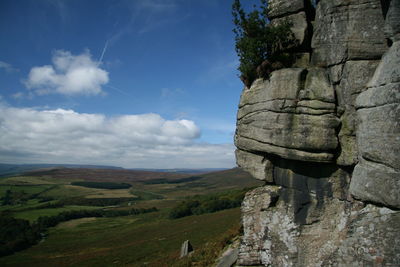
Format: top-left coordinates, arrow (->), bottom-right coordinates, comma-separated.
0,167 -> 262,266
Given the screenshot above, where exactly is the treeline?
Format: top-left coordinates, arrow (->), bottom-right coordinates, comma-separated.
169,189 -> 248,219
71,181 -> 131,189
0,207 -> 157,257
0,216 -> 40,257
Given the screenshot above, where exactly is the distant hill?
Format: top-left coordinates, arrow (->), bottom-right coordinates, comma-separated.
18,166 -> 262,189
180,167 -> 263,189
0,163 -> 123,178
138,167 -> 263,193
130,168 -> 228,174
24,167 -> 190,182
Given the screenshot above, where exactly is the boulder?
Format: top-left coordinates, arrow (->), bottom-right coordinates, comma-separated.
235,68 -> 339,163
180,240 -> 193,258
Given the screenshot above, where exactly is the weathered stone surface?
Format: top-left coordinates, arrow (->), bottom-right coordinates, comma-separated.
235,136 -> 335,163
235,68 -> 339,162
237,186 -> 281,266
271,12 -> 309,48
350,160 -> 400,208
272,158 -> 349,201
356,104 -> 399,170
356,83 -> 400,108
216,247 -> 238,267
331,205 -> 400,266
312,0 -> 386,66
336,60 -> 381,107
336,110 -> 358,166
328,64 -> 343,84
234,1 -> 399,266
384,0 -> 400,41
236,68 -> 339,163
350,40 -> 400,208
238,184 -> 400,266
235,149 -> 273,182
237,111 -> 339,150
300,67 -> 335,102
334,60 -> 380,166
366,40 -> 400,88
267,0 -> 306,19
267,68 -> 306,99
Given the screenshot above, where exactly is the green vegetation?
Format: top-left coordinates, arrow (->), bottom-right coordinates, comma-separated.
1,209 -> 241,266
0,207 -> 157,257
0,167 -> 260,266
71,181 -> 131,189
0,216 -> 40,257
232,0 -> 295,87
169,189 -> 248,219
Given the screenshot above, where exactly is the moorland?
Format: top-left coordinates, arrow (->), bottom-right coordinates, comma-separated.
0,167 -> 261,266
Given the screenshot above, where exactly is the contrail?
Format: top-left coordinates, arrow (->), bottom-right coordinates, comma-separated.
98,40 -> 109,66
106,85 -> 130,97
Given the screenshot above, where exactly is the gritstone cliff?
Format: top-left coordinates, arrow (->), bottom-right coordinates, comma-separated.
234,0 -> 400,266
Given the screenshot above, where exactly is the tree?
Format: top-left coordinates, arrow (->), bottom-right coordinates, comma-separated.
2,190 -> 12,205
232,0 -> 295,87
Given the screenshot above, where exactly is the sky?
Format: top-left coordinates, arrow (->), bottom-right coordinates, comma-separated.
0,0 -> 260,169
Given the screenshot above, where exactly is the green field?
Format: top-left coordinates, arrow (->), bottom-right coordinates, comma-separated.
0,167 -> 260,266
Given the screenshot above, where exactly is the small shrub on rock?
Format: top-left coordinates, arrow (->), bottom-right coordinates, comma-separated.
232,0 -> 296,87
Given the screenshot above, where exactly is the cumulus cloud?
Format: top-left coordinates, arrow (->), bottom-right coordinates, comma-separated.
0,104 -> 235,168
25,50 -> 109,95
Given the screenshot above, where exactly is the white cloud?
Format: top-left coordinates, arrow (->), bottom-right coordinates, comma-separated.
0,104 -> 235,168
0,61 -> 19,73
25,50 -> 109,96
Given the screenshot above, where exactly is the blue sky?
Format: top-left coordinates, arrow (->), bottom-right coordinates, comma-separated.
0,0 -> 259,168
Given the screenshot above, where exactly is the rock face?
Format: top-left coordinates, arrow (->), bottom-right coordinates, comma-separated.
234,0 -> 400,266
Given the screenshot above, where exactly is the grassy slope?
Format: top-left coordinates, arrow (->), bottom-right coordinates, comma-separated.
0,208 -> 241,267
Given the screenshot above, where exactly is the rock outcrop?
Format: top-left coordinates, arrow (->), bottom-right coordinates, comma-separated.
234,0 -> 400,266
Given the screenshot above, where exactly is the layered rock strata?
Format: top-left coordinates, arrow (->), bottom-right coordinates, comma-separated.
235,0 -> 400,266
